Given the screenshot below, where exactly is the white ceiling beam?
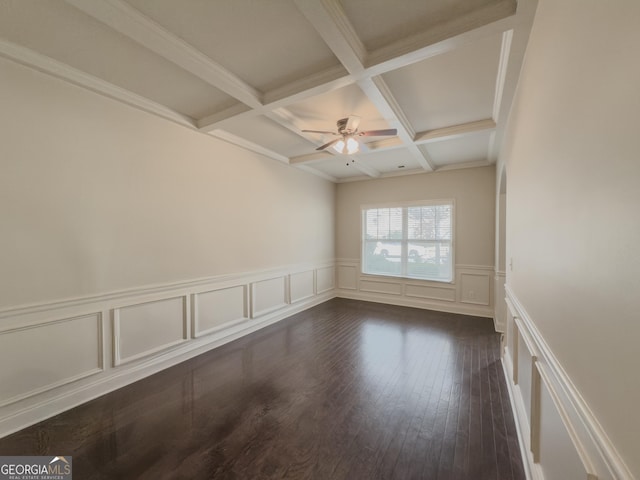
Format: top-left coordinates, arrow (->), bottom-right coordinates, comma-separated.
487,29 -> 512,163
208,131 -> 289,164
289,152 -> 334,165
293,1 -> 435,172
262,64 -> 351,106
65,0 -> 263,108
264,107 -> 341,154
492,30 -> 513,123
417,145 -> 437,171
198,68 -> 353,133
0,39 -> 196,129
265,108 -> 308,135
198,0 -> 522,146
414,118 -> 497,145
293,164 -> 338,183
49,0 -> 526,181
196,103 -> 252,130
293,0 -> 366,75
360,137 -> 404,152
336,168 -> 424,183
435,160 -> 493,172
359,76 -> 435,171
365,1 -> 517,75
489,0 -> 539,162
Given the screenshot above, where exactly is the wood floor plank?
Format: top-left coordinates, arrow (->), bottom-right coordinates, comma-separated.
0,299 -> 525,480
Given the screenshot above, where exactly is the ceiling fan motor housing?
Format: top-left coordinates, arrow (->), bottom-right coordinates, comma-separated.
337,117 -> 353,134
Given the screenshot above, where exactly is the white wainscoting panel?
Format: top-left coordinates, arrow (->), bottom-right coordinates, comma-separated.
405,283 -> 456,302
494,271 -> 506,332
316,265 -> 335,294
0,313 -> 103,407
192,286 -> 248,338
517,327 -> 535,420
360,278 -> 403,296
502,286 -> 632,480
289,270 -> 315,303
460,272 -> 491,305
0,261 -> 336,441
114,296 -> 187,366
537,364 -> 598,480
251,276 -> 288,318
337,264 -> 358,290
336,260 -> 494,318
505,300 -> 518,385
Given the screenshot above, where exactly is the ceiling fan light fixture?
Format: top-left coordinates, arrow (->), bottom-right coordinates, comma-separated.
346,137 -> 359,154
333,136 -> 359,155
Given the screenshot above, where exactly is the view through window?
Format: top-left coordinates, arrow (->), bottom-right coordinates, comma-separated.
362,202 -> 453,282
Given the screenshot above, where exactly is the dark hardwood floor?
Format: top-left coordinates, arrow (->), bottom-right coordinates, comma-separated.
0,298 -> 525,479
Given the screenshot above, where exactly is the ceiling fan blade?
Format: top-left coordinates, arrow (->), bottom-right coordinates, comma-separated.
302,129 -> 338,135
316,138 -> 341,151
359,128 -> 398,137
345,115 -> 361,132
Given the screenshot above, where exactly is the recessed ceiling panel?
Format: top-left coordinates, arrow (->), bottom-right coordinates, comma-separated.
382,32 -> 503,132
425,131 -> 493,167
221,115 -> 315,157
124,0 -> 340,93
0,1 -> 235,118
341,0 -> 511,52
357,148 -> 422,174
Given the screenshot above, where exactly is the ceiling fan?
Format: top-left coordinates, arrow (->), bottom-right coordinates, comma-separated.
302,115 -> 397,154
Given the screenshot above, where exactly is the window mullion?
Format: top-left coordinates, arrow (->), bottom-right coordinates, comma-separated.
401,207 -> 408,277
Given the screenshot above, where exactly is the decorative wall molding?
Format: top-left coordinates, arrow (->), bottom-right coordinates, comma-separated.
0,313 -> 104,409
337,263 -> 358,290
289,270 -> 315,304
493,270 -> 507,332
405,282 -> 456,302
459,272 -> 491,305
335,259 -> 494,318
503,286 -> 634,480
112,296 -> 188,367
316,265 -> 336,294
0,260 -> 336,439
191,285 -> 249,338
251,276 -> 289,318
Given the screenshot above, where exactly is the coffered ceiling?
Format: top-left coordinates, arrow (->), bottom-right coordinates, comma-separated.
0,0 -> 537,182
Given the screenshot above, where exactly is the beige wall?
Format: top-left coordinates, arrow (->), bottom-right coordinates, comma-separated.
0,57 -> 335,308
501,0 -> 640,475
336,166 -> 496,267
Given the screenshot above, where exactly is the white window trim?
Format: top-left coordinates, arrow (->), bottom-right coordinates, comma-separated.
360,199 -> 456,284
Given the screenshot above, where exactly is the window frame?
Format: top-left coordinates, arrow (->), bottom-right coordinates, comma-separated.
360,199 -> 455,283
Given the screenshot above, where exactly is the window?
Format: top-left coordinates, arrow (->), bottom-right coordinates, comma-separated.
362,201 -> 454,282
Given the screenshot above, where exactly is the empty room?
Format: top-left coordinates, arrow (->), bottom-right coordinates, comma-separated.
0,0 -> 638,479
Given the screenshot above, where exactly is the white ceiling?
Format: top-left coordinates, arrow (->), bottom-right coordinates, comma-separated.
0,0 -> 536,183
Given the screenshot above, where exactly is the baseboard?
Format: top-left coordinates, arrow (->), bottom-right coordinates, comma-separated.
0,262 -> 336,439
336,289 -> 494,318
502,286 -> 634,480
